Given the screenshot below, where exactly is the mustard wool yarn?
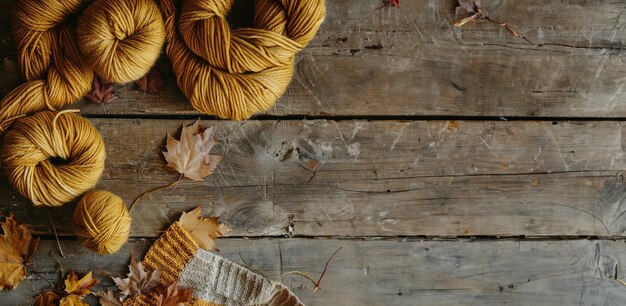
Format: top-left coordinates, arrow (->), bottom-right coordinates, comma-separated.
160,0 -> 326,120
0,111 -> 106,207
72,190 -> 132,254
0,0 -> 165,132
78,0 -> 166,83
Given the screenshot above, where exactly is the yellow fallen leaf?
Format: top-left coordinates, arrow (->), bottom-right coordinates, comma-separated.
60,294 -> 89,306
179,207 -> 231,251
64,271 -> 98,297
0,213 -> 39,290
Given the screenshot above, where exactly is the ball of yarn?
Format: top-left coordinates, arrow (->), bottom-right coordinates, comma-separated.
72,190 -> 131,254
0,111 -> 106,207
77,0 -> 166,83
160,0 -> 326,120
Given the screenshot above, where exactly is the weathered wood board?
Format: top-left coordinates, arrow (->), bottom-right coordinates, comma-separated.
1,0 -> 625,117
5,239 -> 626,306
2,118 -> 625,238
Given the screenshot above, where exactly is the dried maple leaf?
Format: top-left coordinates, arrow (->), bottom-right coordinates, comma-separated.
135,66 -> 165,94
179,207 -> 231,251
0,213 -> 39,290
378,0 -> 399,9
113,256 -> 161,300
34,291 -> 60,306
59,294 -> 88,306
96,290 -> 123,306
64,271 -> 98,297
163,120 -> 223,182
155,281 -> 194,306
85,76 -> 118,105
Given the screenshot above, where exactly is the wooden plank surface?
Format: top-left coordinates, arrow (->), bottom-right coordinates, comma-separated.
0,0 -> 624,117
5,239 -> 626,306
3,118 -> 625,238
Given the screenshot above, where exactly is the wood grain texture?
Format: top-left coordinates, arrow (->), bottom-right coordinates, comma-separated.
3,118 -> 626,237
0,0 -> 624,117
5,238 -> 626,306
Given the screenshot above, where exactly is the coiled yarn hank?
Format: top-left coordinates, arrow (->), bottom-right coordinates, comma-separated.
0,0 -> 165,253
160,0 -> 326,120
1,0 -> 165,132
78,0 -> 166,83
0,111 -> 106,207
72,190 -> 132,254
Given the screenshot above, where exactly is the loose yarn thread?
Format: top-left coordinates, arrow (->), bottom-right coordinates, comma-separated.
160,0 -> 326,120
72,190 -> 132,254
1,0 -> 165,253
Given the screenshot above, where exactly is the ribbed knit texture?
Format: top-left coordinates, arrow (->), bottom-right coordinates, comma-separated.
180,249 -> 303,306
125,222 -> 303,306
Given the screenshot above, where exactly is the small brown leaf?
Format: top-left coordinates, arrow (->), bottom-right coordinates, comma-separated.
135,66 -> 165,94
179,207 -> 231,251
96,290 -> 123,306
34,291 -> 60,306
113,257 -> 161,300
0,213 -> 40,290
156,281 -> 194,306
85,76 -> 118,105
163,121 -> 223,182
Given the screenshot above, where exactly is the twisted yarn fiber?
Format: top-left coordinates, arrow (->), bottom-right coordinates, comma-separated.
3,0 -> 166,133
161,0 -> 326,120
0,111 -> 106,207
0,0 -> 165,204
1,0 -> 165,253
72,190 -> 132,254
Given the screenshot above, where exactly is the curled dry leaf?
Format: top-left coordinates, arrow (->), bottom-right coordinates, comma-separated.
135,66 -> 165,94
96,290 -> 123,306
113,256 -> 161,300
156,281 -> 194,306
85,76 -> 118,105
179,207 -> 231,251
34,291 -> 60,306
453,0 -> 532,44
0,213 -> 39,290
163,120 -> 223,182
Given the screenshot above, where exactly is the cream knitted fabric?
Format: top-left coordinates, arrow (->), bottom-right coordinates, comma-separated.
128,222 -> 303,306
180,249 -> 303,306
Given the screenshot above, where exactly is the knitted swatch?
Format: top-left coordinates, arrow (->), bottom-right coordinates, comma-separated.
127,222 -> 303,306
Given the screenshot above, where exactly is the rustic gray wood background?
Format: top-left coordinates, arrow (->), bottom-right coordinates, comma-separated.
1,0 -> 626,305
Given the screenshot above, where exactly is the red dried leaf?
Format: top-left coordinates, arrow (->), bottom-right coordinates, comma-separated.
135,66 -> 164,95
378,0 -> 399,9
85,76 -> 118,105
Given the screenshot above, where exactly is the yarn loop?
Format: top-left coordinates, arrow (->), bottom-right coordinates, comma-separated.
72,190 -> 132,254
0,111 -> 106,207
161,0 -> 326,120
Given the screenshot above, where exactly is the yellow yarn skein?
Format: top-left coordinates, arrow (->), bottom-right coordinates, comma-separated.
0,111 -> 106,207
78,0 -> 166,83
72,190 -> 131,254
1,0 -> 165,132
160,0 -> 326,120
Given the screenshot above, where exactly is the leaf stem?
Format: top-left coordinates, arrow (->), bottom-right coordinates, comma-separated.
46,208 -> 65,258
483,16 -> 533,44
25,263 -> 65,295
282,247 -> 342,293
129,178 -> 181,212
